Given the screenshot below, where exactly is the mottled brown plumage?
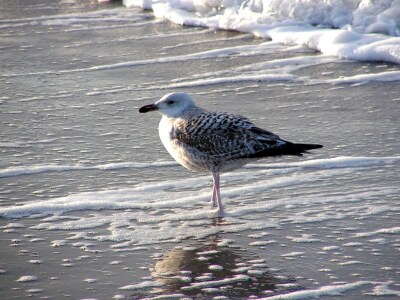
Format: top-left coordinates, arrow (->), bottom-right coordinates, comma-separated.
139,93 -> 323,212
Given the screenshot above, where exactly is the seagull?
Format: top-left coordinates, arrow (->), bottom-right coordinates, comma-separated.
139,93 -> 323,212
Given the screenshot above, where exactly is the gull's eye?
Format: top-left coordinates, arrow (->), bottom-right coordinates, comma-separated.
167,100 -> 175,105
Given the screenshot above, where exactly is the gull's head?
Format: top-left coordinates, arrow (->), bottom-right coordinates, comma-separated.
139,93 -> 196,118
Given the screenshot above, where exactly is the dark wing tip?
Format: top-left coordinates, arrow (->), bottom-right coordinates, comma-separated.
296,143 -> 323,150
248,142 -> 323,158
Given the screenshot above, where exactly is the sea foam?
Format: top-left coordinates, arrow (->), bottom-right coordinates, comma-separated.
124,0 -> 400,64
1,156 -> 399,247
259,281 -> 371,299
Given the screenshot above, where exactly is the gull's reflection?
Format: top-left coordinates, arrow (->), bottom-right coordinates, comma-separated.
146,218 -> 298,299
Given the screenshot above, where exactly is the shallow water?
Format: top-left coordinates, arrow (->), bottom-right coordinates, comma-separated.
1,1 -> 400,299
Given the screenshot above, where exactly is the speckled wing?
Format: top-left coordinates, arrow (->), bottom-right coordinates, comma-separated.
173,111 -> 287,160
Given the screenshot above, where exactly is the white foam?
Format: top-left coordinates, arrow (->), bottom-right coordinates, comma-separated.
338,261 -> 363,266
1,156 -> 398,247
0,167 -> 369,217
181,274 -> 250,290
0,161 -> 177,178
249,240 -> 277,246
16,275 -> 38,282
124,0 -> 400,64
2,41 -> 296,78
1,155 -> 396,179
1,222 -> 26,229
87,53 -> 342,95
263,26 -> 400,64
208,265 -> 223,271
354,226 -> 400,238
368,281 -> 400,297
259,281 -> 371,299
27,289 -> 43,294
29,260 -> 42,265
144,294 -> 187,300
248,156 -> 400,170
322,246 -> 341,251
281,252 -> 305,258
287,235 -> 322,243
119,280 -> 163,290
51,240 -> 68,247
326,70 -> 400,85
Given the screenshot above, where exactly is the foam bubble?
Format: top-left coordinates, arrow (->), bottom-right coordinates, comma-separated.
16,275 -> 38,282
119,280 -> 164,290
208,265 -> 223,271
181,274 -> 250,290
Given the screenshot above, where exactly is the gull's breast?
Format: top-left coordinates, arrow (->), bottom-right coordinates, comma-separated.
159,116 -> 210,173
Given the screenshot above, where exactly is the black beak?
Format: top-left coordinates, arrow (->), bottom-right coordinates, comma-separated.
139,104 -> 158,113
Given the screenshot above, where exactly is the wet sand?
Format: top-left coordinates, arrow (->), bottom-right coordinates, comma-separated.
1,1 -> 399,299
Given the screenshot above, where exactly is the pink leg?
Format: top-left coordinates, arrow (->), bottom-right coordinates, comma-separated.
212,173 -> 223,212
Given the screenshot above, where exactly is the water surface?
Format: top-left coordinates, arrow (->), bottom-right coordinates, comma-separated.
0,1 -> 399,299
